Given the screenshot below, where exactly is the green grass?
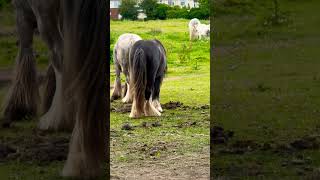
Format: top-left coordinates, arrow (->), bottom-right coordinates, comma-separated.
110,19 -> 210,177
212,0 -> 320,178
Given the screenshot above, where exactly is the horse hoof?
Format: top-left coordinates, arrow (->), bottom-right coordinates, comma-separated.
122,97 -> 132,103
129,112 -> 142,118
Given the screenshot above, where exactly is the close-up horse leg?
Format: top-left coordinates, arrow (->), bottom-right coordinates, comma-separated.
122,73 -> 132,103
38,67 -> 66,131
144,99 -> 161,117
144,84 -> 161,117
122,82 -> 131,103
129,98 -> 144,118
41,63 -> 56,114
111,63 -> 122,100
36,16 -> 67,131
2,8 -> 38,126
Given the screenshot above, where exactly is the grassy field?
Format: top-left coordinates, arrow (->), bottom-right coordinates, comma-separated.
212,0 -> 320,179
110,19 -> 210,179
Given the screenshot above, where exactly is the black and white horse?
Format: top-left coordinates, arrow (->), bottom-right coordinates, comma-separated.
129,40 -> 167,118
2,0 -> 108,178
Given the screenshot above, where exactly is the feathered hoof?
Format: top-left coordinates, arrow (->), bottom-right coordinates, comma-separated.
144,101 -> 161,117
62,152 -> 101,178
129,111 -> 143,118
122,96 -> 132,104
152,100 -> 163,113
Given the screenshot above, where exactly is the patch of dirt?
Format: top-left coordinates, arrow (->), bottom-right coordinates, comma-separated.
162,101 -> 184,109
0,135 -> 69,163
112,103 -> 132,113
111,147 -> 209,180
290,136 -> 320,150
219,140 -> 260,155
211,126 -> 234,144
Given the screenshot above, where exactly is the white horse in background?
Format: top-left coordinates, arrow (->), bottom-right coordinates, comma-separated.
188,18 -> 210,40
189,18 -> 201,40
111,33 -> 142,103
197,23 -> 210,40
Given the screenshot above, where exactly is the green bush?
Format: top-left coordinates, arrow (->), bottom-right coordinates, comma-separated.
188,8 -> 209,19
119,0 -> 138,20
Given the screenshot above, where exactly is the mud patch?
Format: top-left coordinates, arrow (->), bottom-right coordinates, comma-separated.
290,136 -> 320,150
0,136 -> 68,163
219,140 -> 260,155
211,126 -> 234,144
162,101 -> 184,109
112,103 -> 132,113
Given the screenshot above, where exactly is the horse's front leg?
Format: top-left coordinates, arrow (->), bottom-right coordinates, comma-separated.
111,62 -> 122,100
2,9 -> 38,127
122,74 -> 132,103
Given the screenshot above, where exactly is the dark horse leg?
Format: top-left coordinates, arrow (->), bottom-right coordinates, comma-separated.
144,72 -> 161,117
62,0 -> 108,177
2,2 -> 38,127
41,63 -> 56,114
33,2 -> 69,131
152,76 -> 164,112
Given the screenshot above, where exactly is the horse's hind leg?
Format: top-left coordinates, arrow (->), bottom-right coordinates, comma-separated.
41,63 -> 56,114
2,8 -> 38,126
111,62 -> 121,100
152,76 -> 163,112
36,15 -> 68,131
144,77 -> 161,117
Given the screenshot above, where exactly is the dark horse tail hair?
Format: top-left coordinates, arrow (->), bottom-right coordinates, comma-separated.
130,48 -> 147,114
62,0 -> 108,177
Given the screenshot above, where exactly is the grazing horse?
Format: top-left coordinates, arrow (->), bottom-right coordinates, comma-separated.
2,0 -> 108,178
189,18 -> 201,40
188,18 -> 210,40
129,40 -> 167,118
111,33 -> 142,103
197,23 -> 210,40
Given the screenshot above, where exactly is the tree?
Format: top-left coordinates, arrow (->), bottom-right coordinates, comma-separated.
140,0 -> 158,20
198,0 -> 209,14
154,4 -> 170,20
119,0 -> 138,20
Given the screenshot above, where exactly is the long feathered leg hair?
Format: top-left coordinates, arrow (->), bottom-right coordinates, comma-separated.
61,0 -> 109,178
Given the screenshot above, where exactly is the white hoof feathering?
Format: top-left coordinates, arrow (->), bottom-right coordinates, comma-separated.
129,99 -> 143,118
152,100 -> 163,112
144,100 -> 161,117
38,70 -> 64,131
122,83 -> 132,103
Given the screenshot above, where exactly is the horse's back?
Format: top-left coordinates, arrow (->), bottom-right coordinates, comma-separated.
131,40 -> 166,75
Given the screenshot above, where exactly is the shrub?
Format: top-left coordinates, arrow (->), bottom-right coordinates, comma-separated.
119,0 -> 138,20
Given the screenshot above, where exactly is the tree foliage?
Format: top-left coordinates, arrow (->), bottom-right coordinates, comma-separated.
119,0 -> 138,20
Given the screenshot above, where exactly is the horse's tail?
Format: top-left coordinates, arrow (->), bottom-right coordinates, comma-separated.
62,0 -> 108,178
130,48 -> 147,113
